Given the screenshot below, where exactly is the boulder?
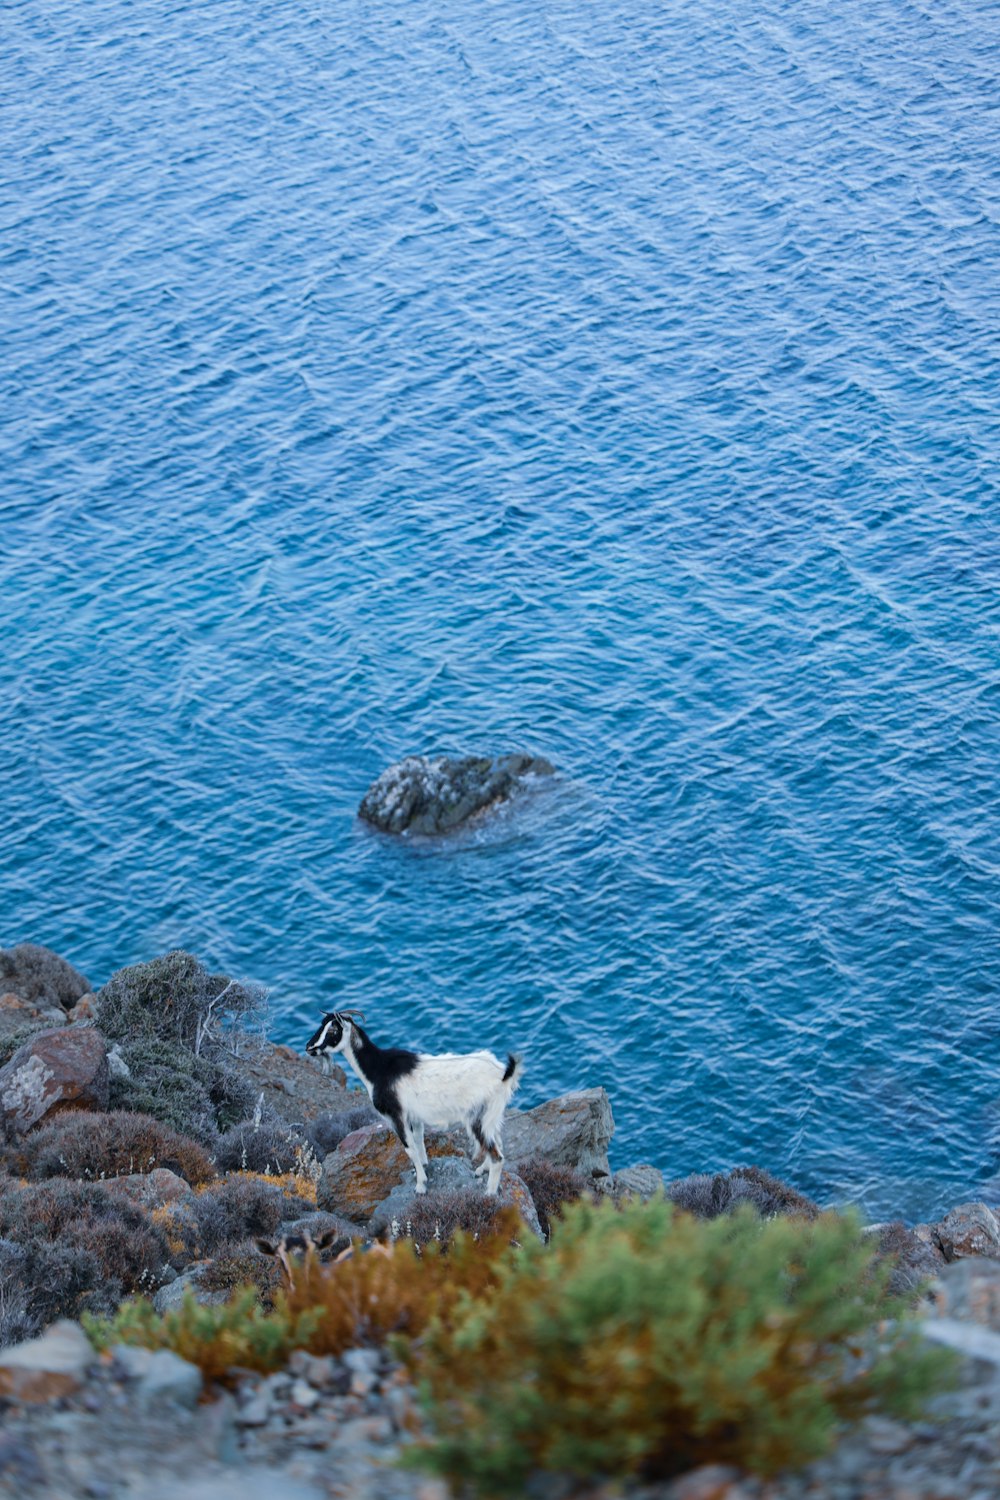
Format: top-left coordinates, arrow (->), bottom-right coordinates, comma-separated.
0,991 -> 65,1042
112,1345 -> 203,1408
613,1164 -> 665,1203
0,1319 -> 94,1402
368,1157 -> 543,1239
97,1167 -> 194,1214
358,752 -> 555,836
153,1265 -> 230,1315
0,944 -> 91,1014
0,1026 -> 109,1134
932,1202 -> 1000,1262
317,1123 -> 466,1221
239,1040 -> 350,1125
932,1257 -> 1000,1330
503,1087 -> 614,1187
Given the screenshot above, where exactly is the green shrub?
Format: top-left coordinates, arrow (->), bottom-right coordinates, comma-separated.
85,1287 -> 320,1383
407,1197 -> 952,1494
14,1110 -> 216,1185
108,1037 -> 255,1141
96,951 -> 263,1052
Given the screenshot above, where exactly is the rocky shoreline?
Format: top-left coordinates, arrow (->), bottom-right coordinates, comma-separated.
1,942 -> 1000,1499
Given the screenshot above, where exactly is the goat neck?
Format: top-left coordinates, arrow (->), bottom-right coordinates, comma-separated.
340,1020 -> 378,1093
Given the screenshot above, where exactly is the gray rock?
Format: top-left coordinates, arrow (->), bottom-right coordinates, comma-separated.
932,1256 -> 1000,1329
289,1377 -> 320,1408
0,1319 -> 94,1402
503,1087 -> 615,1185
236,1389 -> 273,1427
358,752 -> 555,836
922,1316 -> 1000,1371
152,1267 -> 229,1315
369,1156 -> 482,1233
932,1202 -> 1000,1262
0,1026 -> 109,1134
613,1164 -> 665,1202
135,1349 -> 203,1409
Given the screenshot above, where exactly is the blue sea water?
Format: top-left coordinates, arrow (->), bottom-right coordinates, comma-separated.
3,0 -> 1000,1222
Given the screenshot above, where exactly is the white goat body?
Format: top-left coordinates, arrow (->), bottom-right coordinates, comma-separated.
305,1013 -> 523,1195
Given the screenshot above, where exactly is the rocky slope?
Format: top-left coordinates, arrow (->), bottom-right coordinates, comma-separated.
2,942 -> 1000,1499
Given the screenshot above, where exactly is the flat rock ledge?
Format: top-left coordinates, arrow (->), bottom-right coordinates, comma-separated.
358,752 -> 555,836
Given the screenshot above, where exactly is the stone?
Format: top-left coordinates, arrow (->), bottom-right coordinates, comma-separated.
288,1350 -> 344,1391
0,943 -> 91,1013
135,1349 -> 203,1408
503,1087 -> 615,1185
152,1266 -> 229,1314
97,1167 -> 194,1213
368,1155 -> 482,1234
921,1316 -> 1000,1372
666,1466 -> 749,1500
358,752 -> 555,836
0,1026 -> 109,1134
290,1377 -> 320,1408
318,1123 -> 465,1221
239,1038 -> 350,1124
368,1157 -> 542,1239
0,1319 -> 94,1402
67,993 -> 97,1024
237,1389 -> 273,1426
0,991 -> 64,1041
932,1203 -> 1000,1262
932,1257 -> 1000,1330
612,1164 -> 665,1202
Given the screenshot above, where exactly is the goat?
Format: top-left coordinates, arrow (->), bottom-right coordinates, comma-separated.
255,1224 -> 347,1290
305,1009 -> 523,1196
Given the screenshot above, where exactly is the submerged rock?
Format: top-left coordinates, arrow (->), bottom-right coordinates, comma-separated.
358,752 -> 555,836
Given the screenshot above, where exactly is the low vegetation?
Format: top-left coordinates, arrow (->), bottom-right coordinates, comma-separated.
0,1177 -> 169,1336
86,1196 -> 951,1496
406,1197 -> 952,1494
9,1110 -> 217,1185
513,1156 -> 586,1238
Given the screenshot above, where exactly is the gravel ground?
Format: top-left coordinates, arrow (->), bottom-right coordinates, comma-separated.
1,1339 -> 999,1500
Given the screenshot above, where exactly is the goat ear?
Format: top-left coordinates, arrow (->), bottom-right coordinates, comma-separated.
314,1227 -> 339,1249
255,1238 -> 277,1256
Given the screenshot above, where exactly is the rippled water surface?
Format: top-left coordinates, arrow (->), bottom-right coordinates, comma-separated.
4,0 -> 1000,1220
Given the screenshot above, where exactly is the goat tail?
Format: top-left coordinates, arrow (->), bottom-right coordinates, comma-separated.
502,1053 -> 524,1094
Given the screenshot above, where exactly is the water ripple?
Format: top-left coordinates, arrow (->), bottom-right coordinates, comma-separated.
2,0 -> 1000,1220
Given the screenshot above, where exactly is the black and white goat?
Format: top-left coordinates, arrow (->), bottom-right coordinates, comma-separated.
305,1010 -> 523,1196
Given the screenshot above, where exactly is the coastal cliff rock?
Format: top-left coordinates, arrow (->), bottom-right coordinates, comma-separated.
317,1123 -> 466,1221
358,752 -> 555,836
931,1201 -> 1000,1262
0,943 -> 92,1016
367,1155 -> 543,1239
503,1086 -> 615,1187
0,1026 -> 109,1134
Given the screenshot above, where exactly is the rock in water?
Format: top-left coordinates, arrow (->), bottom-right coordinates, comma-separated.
358,753 -> 555,836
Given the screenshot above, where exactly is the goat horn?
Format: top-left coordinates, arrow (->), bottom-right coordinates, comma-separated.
338,1007 -> 366,1022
